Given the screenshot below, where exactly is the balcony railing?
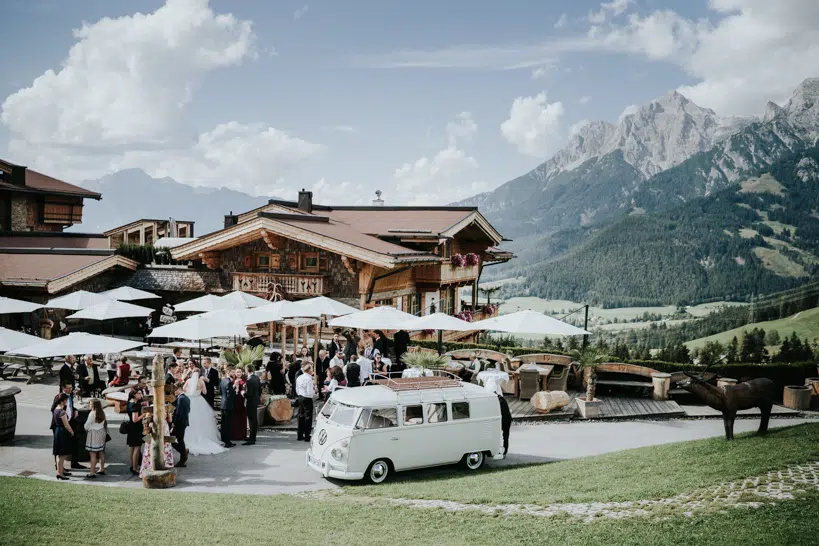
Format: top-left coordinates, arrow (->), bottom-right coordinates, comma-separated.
232,272 -> 328,297
414,261 -> 479,285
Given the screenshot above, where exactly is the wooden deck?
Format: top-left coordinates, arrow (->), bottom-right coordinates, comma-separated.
507,392 -> 685,421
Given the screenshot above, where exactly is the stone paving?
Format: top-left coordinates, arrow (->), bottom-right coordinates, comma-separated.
337,461 -> 819,523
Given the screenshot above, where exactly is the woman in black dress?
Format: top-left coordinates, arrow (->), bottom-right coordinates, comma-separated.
52,393 -> 74,480
265,352 -> 286,395
126,389 -> 145,475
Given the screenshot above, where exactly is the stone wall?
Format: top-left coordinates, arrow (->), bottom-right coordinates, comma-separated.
10,194 -> 29,231
218,238 -> 358,299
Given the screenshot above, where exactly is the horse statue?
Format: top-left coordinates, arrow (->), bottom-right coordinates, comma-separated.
678,367 -> 776,440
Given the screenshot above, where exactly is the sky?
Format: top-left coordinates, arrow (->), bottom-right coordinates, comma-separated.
1,0 -> 818,206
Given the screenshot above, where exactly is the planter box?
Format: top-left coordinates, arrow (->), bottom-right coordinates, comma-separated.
576,396 -> 602,419
784,385 -> 811,410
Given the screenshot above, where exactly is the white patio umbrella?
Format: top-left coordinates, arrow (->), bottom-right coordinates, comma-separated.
0,296 -> 43,314
46,290 -> 113,311
11,332 -> 145,358
281,296 -> 358,319
471,310 -> 590,336
327,305 -> 417,330
400,312 -> 478,355
174,294 -> 238,312
67,300 -> 154,321
101,286 -> 161,301
0,327 -> 42,352
222,290 -> 271,308
147,316 -> 248,341
198,309 -> 258,326
242,300 -> 301,324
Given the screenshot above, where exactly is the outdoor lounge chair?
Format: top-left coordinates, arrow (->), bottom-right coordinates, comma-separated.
546,365 -> 569,392
518,368 -> 540,400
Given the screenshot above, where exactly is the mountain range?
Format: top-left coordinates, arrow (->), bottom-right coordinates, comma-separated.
76,169 -> 269,235
462,78 -> 819,305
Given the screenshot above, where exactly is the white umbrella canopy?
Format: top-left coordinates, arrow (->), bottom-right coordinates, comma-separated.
471,310 -> 590,336
198,309 -> 257,326
101,286 -> 161,301
400,312 -> 477,332
281,296 -> 359,319
11,332 -> 145,358
46,291 -> 113,311
222,291 -> 271,308
67,300 -> 154,321
147,316 -> 248,341
174,294 -> 244,312
327,306 -> 417,330
0,296 -> 44,314
0,327 -> 42,352
242,300 -> 301,324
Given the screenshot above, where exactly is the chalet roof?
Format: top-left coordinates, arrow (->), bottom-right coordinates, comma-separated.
0,159 -> 101,200
126,268 -> 225,293
0,233 -> 108,250
0,252 -> 137,294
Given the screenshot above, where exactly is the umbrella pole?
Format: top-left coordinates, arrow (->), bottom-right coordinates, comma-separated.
437,329 -> 443,355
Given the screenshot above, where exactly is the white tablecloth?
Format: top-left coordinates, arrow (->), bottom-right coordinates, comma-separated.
477,370 -> 510,395
402,367 -> 434,378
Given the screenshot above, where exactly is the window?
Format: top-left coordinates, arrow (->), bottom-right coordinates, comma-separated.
254,252 -> 281,270
256,254 -> 270,268
328,403 -> 359,427
356,407 -> 398,429
452,402 -> 470,420
402,405 -> 424,426
426,403 -> 447,423
299,252 -> 320,273
321,400 -> 336,418
41,198 -> 83,224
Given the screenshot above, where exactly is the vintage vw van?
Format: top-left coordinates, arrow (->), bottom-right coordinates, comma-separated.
306,375 -> 502,483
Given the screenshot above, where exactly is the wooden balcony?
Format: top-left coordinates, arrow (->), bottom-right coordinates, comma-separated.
414,261 -> 479,285
232,272 -> 328,297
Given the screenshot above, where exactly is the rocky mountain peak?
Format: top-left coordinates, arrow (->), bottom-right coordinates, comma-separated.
763,101 -> 785,122
781,78 -> 819,141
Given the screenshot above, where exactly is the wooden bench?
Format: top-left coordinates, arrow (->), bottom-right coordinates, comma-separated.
0,355 -> 54,384
586,363 -> 662,398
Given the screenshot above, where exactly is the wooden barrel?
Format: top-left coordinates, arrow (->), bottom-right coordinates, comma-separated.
783,385 -> 811,410
266,396 -> 293,424
0,387 -> 22,444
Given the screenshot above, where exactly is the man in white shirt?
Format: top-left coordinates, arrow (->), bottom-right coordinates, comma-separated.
295,362 -> 315,442
357,356 -> 373,385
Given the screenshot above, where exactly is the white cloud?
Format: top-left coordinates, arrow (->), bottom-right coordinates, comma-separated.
1,0 -> 321,196
1,0 -> 255,148
321,125 -> 357,133
531,67 -> 550,80
501,92 -> 565,158
618,103 -> 640,121
588,0 -> 632,24
293,5 -> 309,20
578,95 -> 592,104
554,14 -> 568,29
392,112 -> 482,205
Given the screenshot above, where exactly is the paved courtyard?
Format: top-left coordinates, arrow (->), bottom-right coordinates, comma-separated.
1,379 -> 814,495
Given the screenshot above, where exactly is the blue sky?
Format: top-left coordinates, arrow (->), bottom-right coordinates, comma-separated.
1,0 -> 816,205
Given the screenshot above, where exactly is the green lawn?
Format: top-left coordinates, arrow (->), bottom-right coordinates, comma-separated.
685,305 -> 819,350
1,423 -> 818,545
351,423 -> 819,505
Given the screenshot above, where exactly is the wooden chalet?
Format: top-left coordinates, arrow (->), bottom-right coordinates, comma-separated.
170,190 -> 513,315
105,218 -> 195,247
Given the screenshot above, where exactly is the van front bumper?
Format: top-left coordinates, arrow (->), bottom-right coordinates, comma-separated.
306,450 -> 365,481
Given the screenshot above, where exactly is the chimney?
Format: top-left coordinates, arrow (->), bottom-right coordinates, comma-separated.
224,211 -> 238,229
298,189 -> 313,213
373,190 -> 384,206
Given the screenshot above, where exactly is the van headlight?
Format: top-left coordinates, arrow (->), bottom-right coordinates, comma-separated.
331,448 -> 344,461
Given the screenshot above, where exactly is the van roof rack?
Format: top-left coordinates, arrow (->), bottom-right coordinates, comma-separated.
370,370 -> 463,391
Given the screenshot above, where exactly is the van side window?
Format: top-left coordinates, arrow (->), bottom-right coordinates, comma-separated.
357,407 -> 398,429
452,402 -> 470,420
402,405 -> 424,426
426,403 -> 447,423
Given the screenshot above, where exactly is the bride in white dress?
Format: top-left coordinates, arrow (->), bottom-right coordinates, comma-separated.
183,371 -> 226,455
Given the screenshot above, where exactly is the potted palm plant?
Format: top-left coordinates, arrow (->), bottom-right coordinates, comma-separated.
400,352 -> 451,372
571,346 -> 609,419
223,345 -> 266,422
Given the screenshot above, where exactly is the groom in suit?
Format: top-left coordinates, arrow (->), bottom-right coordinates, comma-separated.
171,383 -> 190,467
244,366 -> 261,445
219,367 -> 236,447
201,358 -> 219,408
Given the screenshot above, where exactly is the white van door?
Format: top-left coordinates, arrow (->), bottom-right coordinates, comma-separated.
389,403 -> 430,470
421,401 -> 459,465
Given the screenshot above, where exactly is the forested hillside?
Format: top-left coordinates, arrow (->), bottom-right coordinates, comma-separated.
518,148 -> 819,306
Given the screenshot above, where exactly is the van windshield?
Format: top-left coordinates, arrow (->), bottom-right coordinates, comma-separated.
327,403 -> 359,427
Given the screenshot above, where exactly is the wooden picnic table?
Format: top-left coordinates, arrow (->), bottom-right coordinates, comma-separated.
510,364 -> 553,397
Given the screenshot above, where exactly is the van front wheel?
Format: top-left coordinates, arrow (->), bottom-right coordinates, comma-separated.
366,459 -> 391,484
462,451 -> 484,471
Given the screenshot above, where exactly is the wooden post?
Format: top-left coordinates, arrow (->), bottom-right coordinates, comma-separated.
143,354 -> 176,489
281,323 -> 287,358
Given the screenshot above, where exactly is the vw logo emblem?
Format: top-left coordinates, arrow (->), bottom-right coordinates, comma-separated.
318,430 -> 327,445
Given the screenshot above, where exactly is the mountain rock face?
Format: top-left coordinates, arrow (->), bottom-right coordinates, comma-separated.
460,90 -> 753,237
75,169 -> 268,234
